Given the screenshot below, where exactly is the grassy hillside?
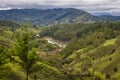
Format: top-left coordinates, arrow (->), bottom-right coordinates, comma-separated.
60,22 -> 120,80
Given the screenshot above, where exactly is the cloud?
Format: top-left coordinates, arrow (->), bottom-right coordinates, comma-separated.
0,0 -> 120,15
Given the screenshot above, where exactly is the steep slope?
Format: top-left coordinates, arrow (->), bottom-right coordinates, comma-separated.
0,8 -> 103,26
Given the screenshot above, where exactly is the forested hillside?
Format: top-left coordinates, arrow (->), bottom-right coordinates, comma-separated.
40,23 -> 86,41
0,20 -> 120,80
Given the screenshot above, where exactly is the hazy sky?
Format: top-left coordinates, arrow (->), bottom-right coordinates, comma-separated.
0,0 -> 120,15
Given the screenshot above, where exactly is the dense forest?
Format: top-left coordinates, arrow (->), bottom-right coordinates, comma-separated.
0,20 -> 120,80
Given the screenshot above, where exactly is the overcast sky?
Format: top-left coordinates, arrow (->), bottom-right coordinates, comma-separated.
0,0 -> 120,15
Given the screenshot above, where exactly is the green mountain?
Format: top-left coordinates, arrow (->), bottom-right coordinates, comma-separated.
0,8 -> 104,26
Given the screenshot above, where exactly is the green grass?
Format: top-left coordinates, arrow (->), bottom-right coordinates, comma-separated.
36,62 -> 61,74
93,50 -> 120,75
63,37 -> 120,79
103,38 -> 117,46
67,48 -> 87,60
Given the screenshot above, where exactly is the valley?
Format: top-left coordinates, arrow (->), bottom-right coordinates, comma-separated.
0,8 -> 120,80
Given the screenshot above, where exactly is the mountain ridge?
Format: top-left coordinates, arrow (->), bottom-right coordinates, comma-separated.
0,8 -> 104,26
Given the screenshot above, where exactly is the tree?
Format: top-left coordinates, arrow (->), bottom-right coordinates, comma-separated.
15,22 -> 37,80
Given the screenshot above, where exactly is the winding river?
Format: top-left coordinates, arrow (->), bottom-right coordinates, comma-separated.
44,37 -> 67,48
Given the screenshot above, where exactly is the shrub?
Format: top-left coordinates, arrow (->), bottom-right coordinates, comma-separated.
113,67 -> 118,73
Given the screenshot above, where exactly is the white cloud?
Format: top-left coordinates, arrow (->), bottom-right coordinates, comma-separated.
0,0 -> 120,15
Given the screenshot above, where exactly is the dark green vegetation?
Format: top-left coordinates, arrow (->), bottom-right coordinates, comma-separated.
0,20 -> 20,27
40,23 -> 86,41
0,20 -> 120,80
0,8 -> 104,26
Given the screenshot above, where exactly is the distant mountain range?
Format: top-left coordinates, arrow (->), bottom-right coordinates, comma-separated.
99,15 -> 120,22
0,8 -> 104,26
0,8 -> 119,26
